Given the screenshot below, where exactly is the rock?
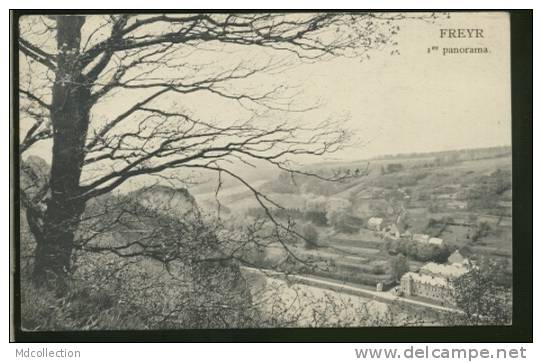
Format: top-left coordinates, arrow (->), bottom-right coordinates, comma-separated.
20,155 -> 50,203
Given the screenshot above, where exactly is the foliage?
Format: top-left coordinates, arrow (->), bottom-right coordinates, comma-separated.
452,258 -> 512,325
17,13 -> 514,328
303,210 -> 328,226
433,153 -> 460,166
386,163 -> 404,173
302,176 -> 344,196
424,217 -> 452,237
427,203 -> 440,213
323,197 -> 360,234
467,169 -> 512,210
21,255 -> 258,330
302,224 -> 320,249
389,254 -> 409,282
20,197 -> 261,330
383,189 -> 409,223
266,171 -> 299,194
22,12 -> 405,284
386,239 -> 450,263
246,207 -> 303,221
327,208 -> 360,234
470,221 -> 491,242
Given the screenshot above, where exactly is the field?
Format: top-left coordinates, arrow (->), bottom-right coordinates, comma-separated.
193,147 -> 513,290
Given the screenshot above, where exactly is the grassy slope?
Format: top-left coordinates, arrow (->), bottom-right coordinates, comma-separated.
195,150 -> 512,287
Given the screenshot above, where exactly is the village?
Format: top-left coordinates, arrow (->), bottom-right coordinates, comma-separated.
204,147 -> 513,311
14,11 -> 521,335
368,215 -> 471,307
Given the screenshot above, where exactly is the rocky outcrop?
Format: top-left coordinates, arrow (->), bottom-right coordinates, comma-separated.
20,155 -> 50,204
129,184 -> 200,219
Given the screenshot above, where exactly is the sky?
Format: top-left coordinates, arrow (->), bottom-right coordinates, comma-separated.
283,11 -> 512,161
20,12 -> 511,168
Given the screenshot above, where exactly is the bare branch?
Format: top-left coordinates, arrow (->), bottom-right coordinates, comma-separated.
19,37 -> 56,70
20,89 -> 51,110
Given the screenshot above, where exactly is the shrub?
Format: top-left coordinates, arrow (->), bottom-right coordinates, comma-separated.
428,203 -> 440,213
303,210 -> 328,226
386,239 -> 451,263
19,200 -> 260,330
327,208 -> 360,234
386,163 -> 404,173
453,258 -> 512,325
302,224 -> 319,249
389,254 -> 409,281
21,251 -> 259,330
471,221 -> 491,242
372,264 -> 387,275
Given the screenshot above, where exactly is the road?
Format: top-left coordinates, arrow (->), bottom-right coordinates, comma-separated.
241,266 -> 461,314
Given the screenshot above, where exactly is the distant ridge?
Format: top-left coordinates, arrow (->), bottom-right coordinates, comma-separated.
370,145 -> 511,161
307,145 -> 511,169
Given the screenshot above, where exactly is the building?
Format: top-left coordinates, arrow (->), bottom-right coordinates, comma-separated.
498,200 -> 512,208
428,237 -> 444,246
368,217 -> 384,231
447,250 -> 468,265
436,193 -> 454,200
412,233 -> 430,243
411,234 -> 445,246
447,200 -> 468,210
419,262 -> 468,279
383,223 -> 401,240
400,272 -> 455,304
400,262 -> 469,305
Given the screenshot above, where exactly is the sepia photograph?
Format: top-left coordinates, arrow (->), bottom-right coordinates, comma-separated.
10,9 -> 532,342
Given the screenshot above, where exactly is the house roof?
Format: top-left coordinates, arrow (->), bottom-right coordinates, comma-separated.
428,237 -> 444,245
420,262 -> 468,279
413,233 -> 430,242
448,250 -> 467,264
401,272 -> 449,287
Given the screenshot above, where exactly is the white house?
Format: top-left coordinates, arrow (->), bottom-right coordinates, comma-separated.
448,250 -> 468,265
419,262 -> 468,279
388,224 -> 401,239
412,233 -> 430,243
428,237 -> 444,246
368,217 -> 384,231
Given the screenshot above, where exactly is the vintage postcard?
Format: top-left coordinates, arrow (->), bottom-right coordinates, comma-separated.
13,11 -> 519,337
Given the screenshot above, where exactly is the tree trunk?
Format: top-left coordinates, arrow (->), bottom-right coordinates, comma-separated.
32,16 -> 90,288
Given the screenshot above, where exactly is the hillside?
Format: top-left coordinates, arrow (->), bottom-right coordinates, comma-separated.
192,147 -> 513,290
18,146 -> 513,325
19,159 -> 256,329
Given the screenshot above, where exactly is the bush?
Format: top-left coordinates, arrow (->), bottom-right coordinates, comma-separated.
20,272 -> 146,331
471,221 -> 491,242
266,171 -> 299,193
327,208 -> 360,234
386,163 -> 404,173
302,224 -> 319,249
19,201 -> 259,330
21,251 -> 258,330
303,210 -> 328,226
386,239 -> 450,263
428,203 -> 440,213
389,254 -> 409,281
372,264 -> 387,275
453,258 -> 512,325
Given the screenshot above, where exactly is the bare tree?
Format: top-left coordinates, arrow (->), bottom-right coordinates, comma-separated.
18,13 -> 428,287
